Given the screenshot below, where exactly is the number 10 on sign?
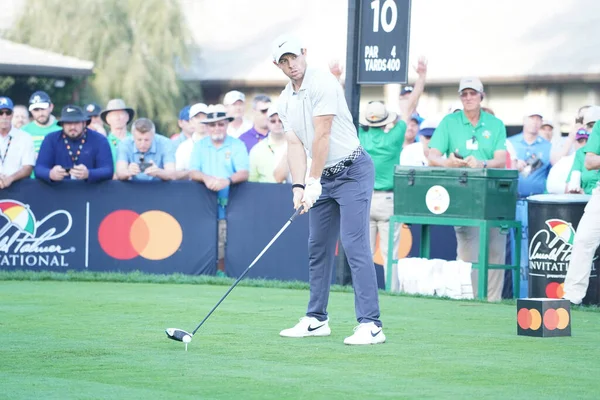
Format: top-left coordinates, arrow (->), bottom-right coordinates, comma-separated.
370,0 -> 398,33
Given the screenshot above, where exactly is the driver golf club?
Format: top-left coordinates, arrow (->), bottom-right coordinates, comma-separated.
166,206 -> 304,350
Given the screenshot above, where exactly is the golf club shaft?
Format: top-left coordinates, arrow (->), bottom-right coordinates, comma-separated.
191,206 -> 303,335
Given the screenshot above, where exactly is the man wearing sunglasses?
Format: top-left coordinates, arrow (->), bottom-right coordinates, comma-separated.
189,104 -> 249,276
428,77 -> 508,302
239,94 -> 272,153
0,97 -> 35,189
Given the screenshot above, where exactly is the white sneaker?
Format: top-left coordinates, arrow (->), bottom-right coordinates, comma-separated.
343,322 -> 386,345
279,316 -> 331,338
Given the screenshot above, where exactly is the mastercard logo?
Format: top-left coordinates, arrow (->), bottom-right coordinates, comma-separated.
98,210 -> 183,260
545,282 -> 565,299
517,307 -> 570,331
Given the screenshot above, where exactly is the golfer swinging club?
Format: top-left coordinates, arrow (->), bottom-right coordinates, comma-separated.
273,34 -> 385,345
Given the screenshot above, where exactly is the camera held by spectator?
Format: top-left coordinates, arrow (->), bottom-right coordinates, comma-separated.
521,154 -> 543,177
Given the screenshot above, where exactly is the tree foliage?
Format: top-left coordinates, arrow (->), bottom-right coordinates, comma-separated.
8,0 -> 201,134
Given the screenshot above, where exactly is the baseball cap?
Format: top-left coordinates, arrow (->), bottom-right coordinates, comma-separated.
0,97 -> 14,111
266,104 -> 278,118
400,86 -> 414,96
524,109 -> 544,119
418,118 -> 438,137
576,128 -> 590,141
272,34 -> 303,63
458,77 -> 484,93
583,105 -> 600,125
28,90 -> 51,111
541,119 -> 554,128
189,103 -> 209,119
178,105 -> 191,121
84,103 -> 102,117
223,90 -> 246,106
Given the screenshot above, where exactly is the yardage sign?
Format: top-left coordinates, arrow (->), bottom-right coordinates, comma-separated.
357,0 -> 411,84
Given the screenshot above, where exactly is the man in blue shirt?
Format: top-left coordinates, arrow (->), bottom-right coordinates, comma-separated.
189,104 -> 249,274
508,110 -> 551,197
35,105 -> 113,183
508,110 -> 551,297
116,118 -> 176,181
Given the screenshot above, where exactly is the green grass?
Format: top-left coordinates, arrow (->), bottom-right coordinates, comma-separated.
1,273 -> 599,399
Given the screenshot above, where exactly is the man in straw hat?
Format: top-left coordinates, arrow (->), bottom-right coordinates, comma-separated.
101,99 -> 135,169
189,104 -> 249,275
35,105 -> 113,183
357,58 -> 427,293
272,33 -> 385,345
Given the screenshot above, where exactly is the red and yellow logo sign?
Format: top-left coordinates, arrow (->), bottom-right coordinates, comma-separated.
98,210 -> 182,260
545,282 -> 565,299
517,307 -> 570,331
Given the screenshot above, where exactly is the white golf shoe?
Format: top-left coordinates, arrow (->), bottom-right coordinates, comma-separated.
279,316 -> 331,338
343,322 -> 386,345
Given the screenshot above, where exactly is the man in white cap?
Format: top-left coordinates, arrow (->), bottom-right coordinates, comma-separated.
272,34 -> 385,345
175,103 -> 209,173
428,77 -> 509,301
21,90 -> 59,156
223,90 -> 252,138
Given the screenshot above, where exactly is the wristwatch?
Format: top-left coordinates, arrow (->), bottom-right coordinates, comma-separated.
482,161 -> 488,168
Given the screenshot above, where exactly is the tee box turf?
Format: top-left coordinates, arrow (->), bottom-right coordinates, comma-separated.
517,298 -> 571,337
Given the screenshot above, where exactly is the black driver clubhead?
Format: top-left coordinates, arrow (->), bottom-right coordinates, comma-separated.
165,328 -> 193,343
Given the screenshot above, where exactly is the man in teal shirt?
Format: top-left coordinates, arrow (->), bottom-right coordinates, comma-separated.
358,58 -> 427,291
189,104 -> 249,276
428,77 -> 507,302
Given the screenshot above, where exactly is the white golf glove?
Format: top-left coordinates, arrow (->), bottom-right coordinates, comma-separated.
302,177 -> 322,210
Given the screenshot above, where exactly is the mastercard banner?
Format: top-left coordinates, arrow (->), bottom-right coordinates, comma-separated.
0,180 -> 218,275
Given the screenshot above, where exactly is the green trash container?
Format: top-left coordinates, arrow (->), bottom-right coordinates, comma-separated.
393,166 -> 518,220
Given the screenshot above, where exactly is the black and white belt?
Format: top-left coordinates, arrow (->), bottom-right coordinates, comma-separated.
322,146 -> 363,177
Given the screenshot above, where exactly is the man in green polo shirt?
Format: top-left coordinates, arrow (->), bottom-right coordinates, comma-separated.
563,106 -> 600,305
358,57 -> 427,291
21,91 -> 60,154
428,77 -> 508,301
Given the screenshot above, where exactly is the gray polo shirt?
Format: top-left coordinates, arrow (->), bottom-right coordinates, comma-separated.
278,67 -> 360,167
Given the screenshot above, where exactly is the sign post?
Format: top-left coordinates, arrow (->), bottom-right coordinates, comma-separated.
357,0 -> 412,84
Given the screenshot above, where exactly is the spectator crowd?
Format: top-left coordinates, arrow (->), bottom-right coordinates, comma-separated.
1,56 -> 598,290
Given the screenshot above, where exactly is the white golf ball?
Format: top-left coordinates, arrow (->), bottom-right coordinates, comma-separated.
182,335 -> 191,343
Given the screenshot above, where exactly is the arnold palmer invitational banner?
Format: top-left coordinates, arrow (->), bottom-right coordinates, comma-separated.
0,180 -> 218,275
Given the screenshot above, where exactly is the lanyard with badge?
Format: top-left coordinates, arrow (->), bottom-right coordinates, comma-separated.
0,135 -> 12,166
62,132 -> 87,165
466,135 -> 478,151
